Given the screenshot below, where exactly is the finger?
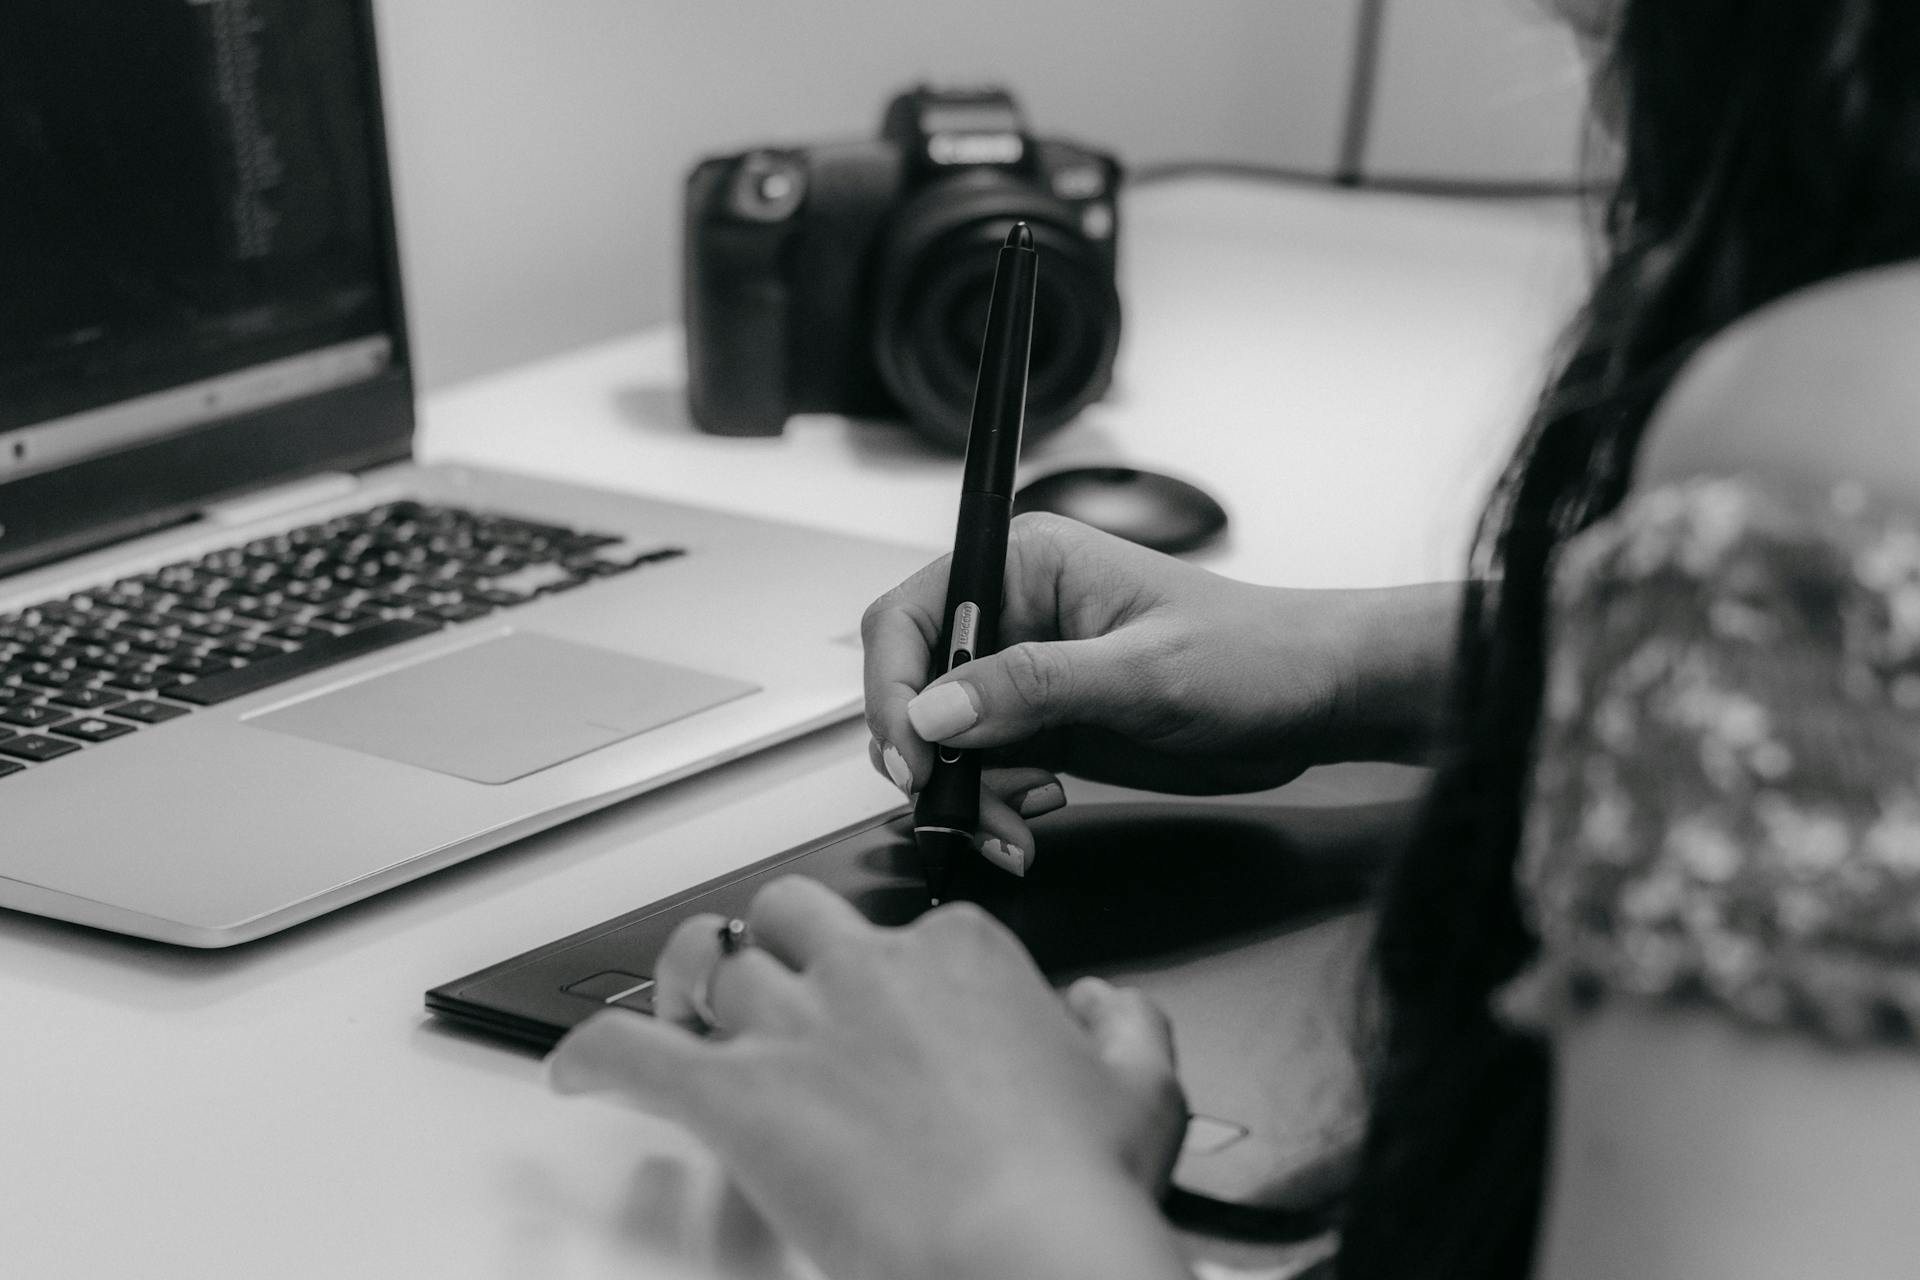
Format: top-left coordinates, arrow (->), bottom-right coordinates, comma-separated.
975,786 -> 1034,877
745,875 -> 873,970
904,633 -> 1150,751
981,766 -> 1067,820
706,948 -> 814,1036
868,735 -> 915,800
1064,978 -> 1187,1189
861,561 -> 951,792
1065,976 -> 1179,1088
652,912 -> 727,1031
545,1009 -> 713,1122
653,913 -> 806,1035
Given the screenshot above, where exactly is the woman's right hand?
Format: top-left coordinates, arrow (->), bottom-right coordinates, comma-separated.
863,513 -> 1373,870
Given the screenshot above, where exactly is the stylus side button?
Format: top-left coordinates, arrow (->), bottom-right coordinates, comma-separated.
563,971 -> 655,1004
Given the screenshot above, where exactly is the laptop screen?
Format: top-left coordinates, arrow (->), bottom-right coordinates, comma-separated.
0,0 -> 397,485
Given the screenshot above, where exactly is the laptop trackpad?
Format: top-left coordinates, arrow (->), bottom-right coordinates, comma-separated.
250,632 -> 760,784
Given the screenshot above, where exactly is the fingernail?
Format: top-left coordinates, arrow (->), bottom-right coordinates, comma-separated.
907,682 -> 978,742
1014,782 -> 1066,819
981,838 -> 1027,877
881,742 -> 914,796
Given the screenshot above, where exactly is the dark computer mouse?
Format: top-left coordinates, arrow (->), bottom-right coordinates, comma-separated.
1013,466 -> 1228,554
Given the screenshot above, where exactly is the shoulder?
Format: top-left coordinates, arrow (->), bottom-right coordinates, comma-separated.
1638,260 -> 1920,503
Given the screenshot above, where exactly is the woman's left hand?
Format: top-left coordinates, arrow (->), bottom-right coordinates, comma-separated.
546,876 -> 1192,1280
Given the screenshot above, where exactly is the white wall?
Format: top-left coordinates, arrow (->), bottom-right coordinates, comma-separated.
372,0 -> 1588,390
1367,0 -> 1587,183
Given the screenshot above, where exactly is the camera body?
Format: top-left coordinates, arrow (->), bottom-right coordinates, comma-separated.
684,86 -> 1122,451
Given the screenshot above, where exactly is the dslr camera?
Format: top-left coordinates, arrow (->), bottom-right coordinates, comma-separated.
684,86 -> 1122,451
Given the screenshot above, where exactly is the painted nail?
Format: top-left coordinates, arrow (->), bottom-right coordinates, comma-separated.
907,682 -> 979,742
880,743 -> 914,796
980,838 -> 1027,877
1014,782 -> 1066,819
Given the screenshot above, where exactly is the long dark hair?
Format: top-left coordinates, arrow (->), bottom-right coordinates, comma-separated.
1338,4 -> 1920,1277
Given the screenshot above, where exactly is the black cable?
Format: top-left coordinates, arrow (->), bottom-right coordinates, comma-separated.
1335,0 -> 1389,185
1161,1183 -> 1340,1244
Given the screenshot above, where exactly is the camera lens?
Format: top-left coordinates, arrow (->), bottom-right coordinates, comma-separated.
870,178 -> 1120,451
936,264 -> 1073,401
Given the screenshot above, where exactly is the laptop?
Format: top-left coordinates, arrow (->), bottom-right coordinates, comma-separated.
0,0 -> 926,946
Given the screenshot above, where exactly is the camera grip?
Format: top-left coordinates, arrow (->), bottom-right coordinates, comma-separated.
684,158 -> 795,437
686,259 -> 789,435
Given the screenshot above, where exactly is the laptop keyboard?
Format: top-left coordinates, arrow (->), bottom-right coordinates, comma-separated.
0,501 -> 684,781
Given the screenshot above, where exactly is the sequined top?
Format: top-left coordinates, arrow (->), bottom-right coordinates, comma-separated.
1508,475 -> 1920,1045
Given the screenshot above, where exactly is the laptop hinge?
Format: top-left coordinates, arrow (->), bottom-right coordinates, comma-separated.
201,472 -> 360,528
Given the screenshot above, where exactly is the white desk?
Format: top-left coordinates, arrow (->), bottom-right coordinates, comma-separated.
1,178 -> 1584,1279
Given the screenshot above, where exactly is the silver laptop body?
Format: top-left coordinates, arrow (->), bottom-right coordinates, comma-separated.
0,2 -> 924,945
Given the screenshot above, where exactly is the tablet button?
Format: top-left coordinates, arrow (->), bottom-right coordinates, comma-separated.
562,971 -> 654,1004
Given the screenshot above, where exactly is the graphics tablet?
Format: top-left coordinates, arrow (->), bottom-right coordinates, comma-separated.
425,797 -> 1406,1050
425,789 -> 1415,1246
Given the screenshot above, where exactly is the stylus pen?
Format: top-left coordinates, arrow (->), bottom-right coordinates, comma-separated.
915,221 -> 1038,907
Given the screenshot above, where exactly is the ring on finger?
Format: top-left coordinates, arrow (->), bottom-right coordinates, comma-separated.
689,917 -> 751,1033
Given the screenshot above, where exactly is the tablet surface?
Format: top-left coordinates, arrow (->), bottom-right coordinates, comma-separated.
425,797 -> 1403,1049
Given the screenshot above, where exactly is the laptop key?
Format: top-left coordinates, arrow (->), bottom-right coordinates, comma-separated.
162,617 -> 441,706
562,558 -> 628,578
184,618 -> 252,640
429,601 -> 493,624
130,635 -> 191,658
52,717 -> 137,745
0,735 -> 81,763
0,759 -> 24,780
213,639 -> 284,661
50,687 -> 122,711
0,702 -> 66,729
164,653 -> 243,678
312,604 -> 381,629
109,700 -> 192,725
